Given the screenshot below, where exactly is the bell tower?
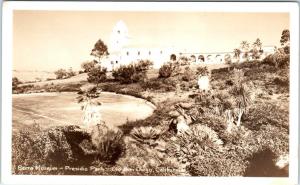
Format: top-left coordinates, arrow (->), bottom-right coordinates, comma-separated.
109,20 -> 129,52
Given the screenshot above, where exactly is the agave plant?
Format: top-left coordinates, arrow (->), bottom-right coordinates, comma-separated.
130,126 -> 162,146
169,124 -> 224,164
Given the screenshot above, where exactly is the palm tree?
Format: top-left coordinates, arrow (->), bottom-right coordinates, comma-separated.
253,38 -> 262,50
240,41 -> 250,60
251,38 -> 263,60
240,41 -> 250,52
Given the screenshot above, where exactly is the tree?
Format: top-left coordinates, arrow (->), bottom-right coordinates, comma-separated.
67,67 -> 76,78
251,38 -> 263,59
280,29 -> 290,54
253,38 -> 262,50
224,54 -> 232,64
54,69 -> 68,79
12,77 -> 21,90
81,60 -> 97,73
90,39 -> 109,63
87,66 -> 107,86
240,41 -> 250,60
233,48 -> 241,59
240,41 -> 250,52
280,29 -> 290,46
251,49 -> 261,60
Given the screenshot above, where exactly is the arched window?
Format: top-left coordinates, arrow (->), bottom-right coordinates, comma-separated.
207,55 -> 212,61
170,54 -> 177,61
198,55 -> 205,62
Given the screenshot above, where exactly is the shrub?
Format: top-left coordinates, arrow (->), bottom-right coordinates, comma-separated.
12,125 -> 90,174
159,62 -> 176,78
90,124 -> 125,164
112,60 -> 152,84
256,124 -> 289,157
273,76 -> 289,87
57,83 -> 82,92
283,46 -> 290,54
187,148 -> 247,176
196,66 -> 209,76
263,51 -> 289,68
87,66 -> 107,85
54,69 -> 68,79
67,68 -> 76,78
168,124 -> 248,176
135,59 -> 153,71
243,102 -> 289,130
182,66 -> 195,82
117,141 -> 187,176
113,64 -> 135,83
81,60 -> 97,72
141,78 -> 176,92
224,54 -> 232,64
13,84 -> 34,94
12,77 -> 22,90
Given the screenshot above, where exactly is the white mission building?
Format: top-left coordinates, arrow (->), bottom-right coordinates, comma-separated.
101,20 -> 276,71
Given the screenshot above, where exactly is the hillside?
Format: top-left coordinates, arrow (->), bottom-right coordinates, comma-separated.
13,70 -> 56,83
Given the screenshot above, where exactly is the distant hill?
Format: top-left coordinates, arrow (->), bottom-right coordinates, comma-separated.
13,70 -> 56,83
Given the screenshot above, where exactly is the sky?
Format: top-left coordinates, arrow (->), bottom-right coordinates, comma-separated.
13,11 -> 289,71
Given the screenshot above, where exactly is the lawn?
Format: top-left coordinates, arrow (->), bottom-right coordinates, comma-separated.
13,92 -> 155,132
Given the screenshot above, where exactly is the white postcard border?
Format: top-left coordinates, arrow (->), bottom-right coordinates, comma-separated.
1,1 -> 299,185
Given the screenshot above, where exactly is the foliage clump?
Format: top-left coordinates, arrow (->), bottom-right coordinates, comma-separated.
263,49 -> 289,68
117,138 -> 187,176
167,124 -> 247,176
182,66 -> 196,82
90,124 -> 125,164
12,125 -> 90,174
12,77 -> 22,91
87,66 -> 107,86
158,62 -> 178,78
112,60 -> 153,84
54,69 -> 68,79
81,60 -> 97,73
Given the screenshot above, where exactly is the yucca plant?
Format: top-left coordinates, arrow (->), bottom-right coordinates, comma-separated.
229,69 -> 254,127
76,84 -> 103,127
91,124 -> 125,164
